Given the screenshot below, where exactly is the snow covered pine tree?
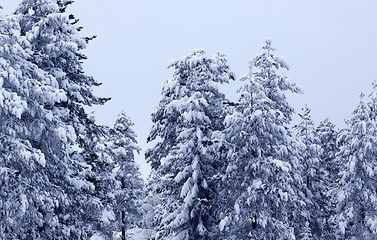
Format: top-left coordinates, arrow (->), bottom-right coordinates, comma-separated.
294,105 -> 323,239
2,0 -> 110,238
0,7 -> 72,239
110,113 -> 144,239
145,50 -> 234,239
218,40 -> 304,239
94,112 -> 144,239
332,92 -> 377,239
315,118 -> 339,239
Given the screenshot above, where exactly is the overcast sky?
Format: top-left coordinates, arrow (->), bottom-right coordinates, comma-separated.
2,1 -> 377,179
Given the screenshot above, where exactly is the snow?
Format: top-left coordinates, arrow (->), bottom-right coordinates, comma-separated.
219,216 -> 229,232
180,177 -> 192,198
346,207 -> 354,219
339,220 -> 346,235
275,56 -> 290,70
0,167 -> 9,174
35,151 -> 46,167
101,209 -> 115,224
56,90 -> 67,102
192,170 -> 199,181
89,233 -> 105,240
71,91 -> 84,102
223,114 -> 234,126
68,144 -> 81,155
366,218 -> 377,233
252,179 -> 263,189
160,155 -> 172,166
66,176 -> 95,191
174,167 -> 189,183
28,7 -> 35,15
56,126 -> 67,142
349,157 -> 356,173
192,157 -> 199,170
170,230 -> 189,240
182,110 -> 210,124
45,111 -> 53,121
165,98 -> 187,114
234,203 -> 240,215
278,189 -> 288,201
201,178 -> 208,188
338,190 -> 345,203
258,214 -> 268,228
197,221 -> 206,236
66,125 -> 77,142
20,194 -> 28,214
20,149 -> 32,160
371,193 -> 377,204
271,159 -> 291,172
251,109 -> 263,121
186,183 -> 198,206
195,128 -> 204,140
126,228 -> 152,240
171,210 -> 189,230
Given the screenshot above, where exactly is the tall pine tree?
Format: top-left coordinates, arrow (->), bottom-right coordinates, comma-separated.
94,112 -> 143,239
6,0 -> 109,238
0,6 -> 75,239
315,118 -> 339,239
145,50 -> 233,239
294,105 -> 323,239
332,93 -> 377,239
219,40 -> 304,239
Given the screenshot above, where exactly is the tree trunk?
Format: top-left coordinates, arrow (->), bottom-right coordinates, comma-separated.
122,210 -> 126,240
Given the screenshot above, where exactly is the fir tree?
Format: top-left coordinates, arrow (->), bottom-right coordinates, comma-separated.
315,118 -> 339,239
87,112 -> 143,239
332,93 -> 377,239
99,112 -> 144,239
9,0 -> 109,238
294,105 -> 321,239
219,40 -> 303,239
145,50 -> 233,239
0,7 -> 73,239
316,118 -> 339,181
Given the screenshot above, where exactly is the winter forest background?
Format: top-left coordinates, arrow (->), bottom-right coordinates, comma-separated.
1,0 -> 377,240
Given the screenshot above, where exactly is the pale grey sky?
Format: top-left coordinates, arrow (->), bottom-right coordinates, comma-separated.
2,1 -> 377,179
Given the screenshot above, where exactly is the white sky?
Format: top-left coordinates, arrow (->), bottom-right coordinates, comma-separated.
2,1 -> 377,179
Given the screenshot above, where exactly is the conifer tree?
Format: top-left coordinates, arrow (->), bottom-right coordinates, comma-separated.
315,118 -> 339,239
7,0 -> 109,238
219,40 -> 303,239
294,105 -> 322,239
316,118 -> 339,181
0,7 -> 73,239
94,112 -> 143,239
145,50 -> 233,239
332,93 -> 377,239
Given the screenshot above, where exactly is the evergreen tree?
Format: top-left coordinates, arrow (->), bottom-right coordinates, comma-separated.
315,118 -> 339,239
0,7 -> 74,239
294,105 -> 321,239
219,40 -> 303,239
316,118 -> 339,181
94,112 -> 143,239
6,0 -> 108,238
332,94 -> 377,239
145,50 -> 233,239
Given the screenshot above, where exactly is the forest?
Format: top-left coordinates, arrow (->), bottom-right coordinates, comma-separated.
0,0 -> 376,240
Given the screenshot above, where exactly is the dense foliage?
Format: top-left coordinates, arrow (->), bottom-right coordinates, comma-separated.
0,1 -> 142,239
0,1 -> 376,240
